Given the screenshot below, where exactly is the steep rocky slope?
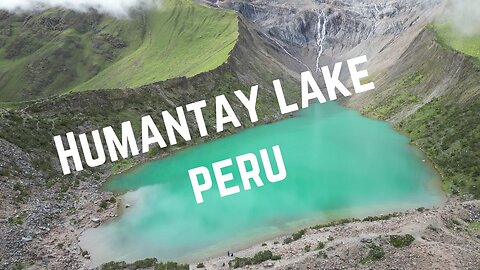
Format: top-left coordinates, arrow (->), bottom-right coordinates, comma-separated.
208,0 -> 479,198
345,27 -> 480,198
203,0 -> 443,75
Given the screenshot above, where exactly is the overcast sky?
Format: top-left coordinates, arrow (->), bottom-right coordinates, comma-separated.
0,0 -> 161,17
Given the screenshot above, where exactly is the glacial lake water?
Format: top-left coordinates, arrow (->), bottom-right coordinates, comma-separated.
79,102 -> 443,265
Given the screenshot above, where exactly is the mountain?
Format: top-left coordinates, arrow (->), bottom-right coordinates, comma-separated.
0,1 -> 298,268
213,0 -> 479,198
0,0 -> 238,102
0,0 -> 479,269
207,2 -> 479,269
349,27 -> 480,197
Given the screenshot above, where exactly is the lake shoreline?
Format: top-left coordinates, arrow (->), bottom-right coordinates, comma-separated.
181,198 -> 445,264
79,102 -> 445,266
199,198 -> 480,270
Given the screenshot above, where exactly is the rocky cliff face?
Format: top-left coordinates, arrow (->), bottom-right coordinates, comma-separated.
203,0 -> 480,200
203,0 -> 443,75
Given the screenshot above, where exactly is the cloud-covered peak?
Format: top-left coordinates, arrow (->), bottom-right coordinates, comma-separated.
0,0 -> 161,18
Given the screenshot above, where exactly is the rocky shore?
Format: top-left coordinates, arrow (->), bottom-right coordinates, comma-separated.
202,199 -> 480,270
1,141 -> 479,270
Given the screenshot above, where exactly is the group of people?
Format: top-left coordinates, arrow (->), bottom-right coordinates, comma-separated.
218,251 -> 235,267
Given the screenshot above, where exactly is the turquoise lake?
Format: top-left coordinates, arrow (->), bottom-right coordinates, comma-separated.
79,102 -> 443,265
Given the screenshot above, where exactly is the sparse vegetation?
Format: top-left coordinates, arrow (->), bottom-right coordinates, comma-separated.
101,258 -> 189,270
311,218 -> 359,230
284,229 -> 306,244
8,212 -> 26,225
400,71 -> 425,88
316,241 -> 325,250
468,221 -> 480,230
292,229 -> 306,240
99,200 -> 108,209
13,183 -> 30,203
112,159 -> 134,175
389,234 -> 415,248
283,237 -> 293,244
362,90 -> 421,121
362,213 -> 400,222
416,207 -> 426,212
228,250 -> 281,268
99,197 -> 117,209
13,263 -> 24,270
0,167 -> 10,176
360,244 -> 385,264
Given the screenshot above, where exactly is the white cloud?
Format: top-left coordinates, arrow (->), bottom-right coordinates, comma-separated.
0,0 -> 161,18
443,0 -> 480,36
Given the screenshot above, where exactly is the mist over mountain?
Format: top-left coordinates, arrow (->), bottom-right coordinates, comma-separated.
448,0 -> 480,36
0,0 -> 161,17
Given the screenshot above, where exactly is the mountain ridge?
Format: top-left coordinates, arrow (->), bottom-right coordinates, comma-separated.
0,0 -> 239,102
0,0 -> 479,269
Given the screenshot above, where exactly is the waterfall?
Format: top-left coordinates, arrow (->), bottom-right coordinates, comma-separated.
374,4 -> 381,19
266,34 -> 312,72
315,10 -> 328,73
252,4 -> 258,22
368,4 -> 381,39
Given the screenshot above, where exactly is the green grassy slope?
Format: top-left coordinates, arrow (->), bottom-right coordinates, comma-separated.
431,23 -> 480,62
360,26 -> 480,198
399,97 -> 480,197
74,0 -> 238,92
400,24 -> 480,197
0,0 -> 238,102
0,10 -> 146,101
